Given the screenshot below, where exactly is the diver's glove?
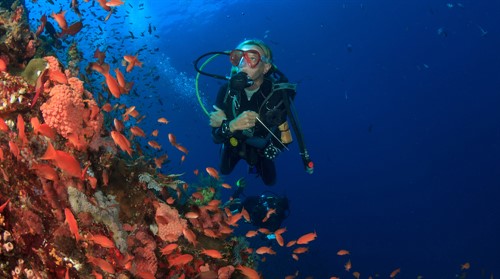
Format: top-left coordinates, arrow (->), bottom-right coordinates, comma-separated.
230,72 -> 253,92
263,142 -> 281,160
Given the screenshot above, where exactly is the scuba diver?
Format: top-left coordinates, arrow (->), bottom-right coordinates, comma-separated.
194,39 -> 314,186
226,178 -> 290,232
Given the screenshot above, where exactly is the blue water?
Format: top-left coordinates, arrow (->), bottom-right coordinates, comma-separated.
26,0 -> 500,278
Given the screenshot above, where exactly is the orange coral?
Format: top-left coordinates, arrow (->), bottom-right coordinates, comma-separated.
40,74 -> 103,149
154,202 -> 187,242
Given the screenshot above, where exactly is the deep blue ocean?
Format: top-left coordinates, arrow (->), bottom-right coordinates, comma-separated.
26,0 -> 500,278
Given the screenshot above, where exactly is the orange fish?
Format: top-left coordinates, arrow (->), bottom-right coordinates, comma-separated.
31,163 -> 59,181
337,249 -> 350,256
51,10 -> 68,30
0,199 -> 10,213
262,208 -> 276,222
64,208 -> 81,241
31,117 -> 56,139
461,263 -> 470,270
291,254 -> 299,261
353,271 -> 360,279
0,117 -> 9,132
256,246 -> 276,255
148,140 -> 162,150
158,117 -> 169,124
236,265 -> 260,279
297,231 -> 317,245
114,68 -> 126,88
245,230 -> 259,238
166,197 -> 175,205
275,233 -> 284,246
41,142 -> 82,178
168,254 -> 193,267
151,129 -> 158,137
88,234 -> 115,249
16,114 -> 27,146
344,260 -> 352,271
130,126 -> 146,137
293,247 -> 308,254
113,118 -> 124,132
87,255 -> 115,274
96,0 -> 111,11
48,69 -> 68,84
160,243 -> 178,255
101,103 -> 112,112
0,58 -> 6,72
390,268 -> 401,278
241,207 -> 250,222
110,131 -> 132,156
286,240 -> 297,247
123,55 -> 143,72
168,133 -> 177,145
175,144 -> 189,154
106,0 -> 124,7
205,167 -> 219,180
104,72 -> 121,98
201,249 -> 223,259
184,212 -> 199,219
182,228 -> 197,246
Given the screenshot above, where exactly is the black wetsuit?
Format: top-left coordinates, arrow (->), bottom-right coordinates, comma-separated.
212,78 -> 288,185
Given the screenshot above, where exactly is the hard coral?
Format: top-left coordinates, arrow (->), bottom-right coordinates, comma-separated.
154,202 -> 187,243
40,68 -> 103,148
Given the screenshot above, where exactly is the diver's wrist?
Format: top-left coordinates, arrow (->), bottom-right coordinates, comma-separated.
221,120 -> 233,137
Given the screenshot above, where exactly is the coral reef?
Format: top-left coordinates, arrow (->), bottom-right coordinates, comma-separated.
0,3 -> 261,279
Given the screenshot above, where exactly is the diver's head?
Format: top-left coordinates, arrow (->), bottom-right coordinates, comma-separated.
230,39 -> 273,89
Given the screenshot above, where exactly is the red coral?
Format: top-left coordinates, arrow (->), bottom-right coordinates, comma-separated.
154,202 -> 186,243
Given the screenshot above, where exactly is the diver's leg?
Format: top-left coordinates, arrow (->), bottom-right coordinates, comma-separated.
259,158 -> 276,186
220,144 -> 240,175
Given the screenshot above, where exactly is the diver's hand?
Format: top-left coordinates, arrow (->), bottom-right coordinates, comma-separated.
229,111 -> 258,132
209,105 -> 227,127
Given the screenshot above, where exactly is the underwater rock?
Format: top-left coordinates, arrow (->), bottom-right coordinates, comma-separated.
67,186 -> 128,253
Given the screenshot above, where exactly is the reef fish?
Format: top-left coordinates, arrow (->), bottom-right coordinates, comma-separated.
64,208 -> 81,241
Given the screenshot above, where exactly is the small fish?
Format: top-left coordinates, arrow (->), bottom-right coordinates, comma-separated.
64,208 -> 81,241
344,259 -> 352,271
160,243 -> 178,255
297,231 -> 317,245
88,234 -> 115,249
0,199 -> 10,213
130,126 -> 146,137
293,247 -> 308,254
158,117 -> 169,124
205,167 -> 219,180
182,228 -> 197,246
168,253 -> 193,267
337,249 -> 350,256
201,249 -> 223,259
148,140 -> 161,150
461,262 -> 470,270
51,10 -> 68,30
110,131 -> 132,156
236,265 -> 260,279
168,133 -> 177,145
390,268 -> 401,278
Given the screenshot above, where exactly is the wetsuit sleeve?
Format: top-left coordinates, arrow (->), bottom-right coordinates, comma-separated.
212,84 -> 232,144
